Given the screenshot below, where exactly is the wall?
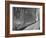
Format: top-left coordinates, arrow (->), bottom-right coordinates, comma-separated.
0,0 -> 46,38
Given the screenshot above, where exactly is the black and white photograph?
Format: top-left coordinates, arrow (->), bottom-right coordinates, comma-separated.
10,4 -> 43,34
13,7 -> 40,31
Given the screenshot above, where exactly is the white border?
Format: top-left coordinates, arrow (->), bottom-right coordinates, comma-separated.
10,4 -> 43,34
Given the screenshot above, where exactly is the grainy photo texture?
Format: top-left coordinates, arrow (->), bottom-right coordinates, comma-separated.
12,7 -> 40,31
